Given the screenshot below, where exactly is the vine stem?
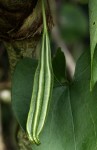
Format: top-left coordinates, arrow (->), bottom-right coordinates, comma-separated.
42,0 -> 48,33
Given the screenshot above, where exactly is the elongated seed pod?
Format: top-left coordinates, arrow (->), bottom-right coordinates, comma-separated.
37,33 -> 53,136
26,31 -> 53,144
26,0 -> 53,144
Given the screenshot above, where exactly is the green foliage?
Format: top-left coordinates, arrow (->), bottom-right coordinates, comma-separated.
52,48 -> 66,83
58,4 -> 88,43
12,48 -> 97,150
76,0 -> 88,4
89,0 -> 97,89
10,1 -> 97,149
12,58 -> 38,131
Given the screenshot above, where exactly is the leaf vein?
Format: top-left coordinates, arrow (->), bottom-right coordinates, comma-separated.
85,102 -> 97,149
68,87 -> 77,150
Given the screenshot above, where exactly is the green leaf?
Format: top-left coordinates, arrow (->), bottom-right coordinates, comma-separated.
90,44 -> 97,90
32,51 -> 97,150
12,50 -> 97,150
12,48 -> 67,131
89,0 -> 97,89
52,48 -> 66,84
12,58 -> 38,131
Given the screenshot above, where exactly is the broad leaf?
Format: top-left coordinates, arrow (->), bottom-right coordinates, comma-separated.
52,48 -> 66,84
12,48 -> 66,131
12,50 -> 97,150
33,51 -> 97,150
12,58 -> 38,130
89,0 -> 97,89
